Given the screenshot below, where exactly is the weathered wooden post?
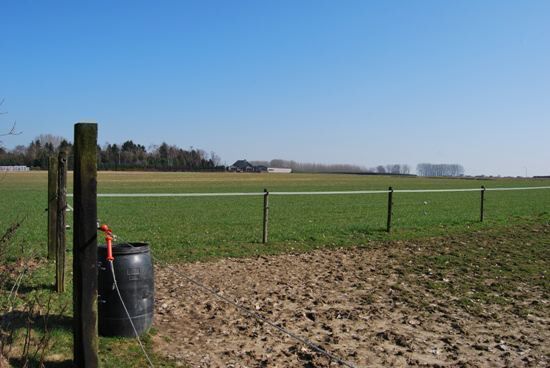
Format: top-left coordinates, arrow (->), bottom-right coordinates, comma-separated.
386,186 -> 393,232
480,186 -> 486,222
262,188 -> 269,244
48,156 -> 58,260
56,150 -> 67,293
73,123 -> 98,367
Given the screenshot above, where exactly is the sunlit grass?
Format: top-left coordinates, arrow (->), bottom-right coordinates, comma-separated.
1,171 -> 548,367
0,171 -> 548,262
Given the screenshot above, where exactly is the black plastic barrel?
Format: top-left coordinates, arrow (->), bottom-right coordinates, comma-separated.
98,242 -> 154,337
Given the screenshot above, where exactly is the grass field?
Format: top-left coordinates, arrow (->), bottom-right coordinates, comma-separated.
1,171 -> 549,262
0,171 -> 549,367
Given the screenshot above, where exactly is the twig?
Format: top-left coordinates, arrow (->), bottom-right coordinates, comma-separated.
0,121 -> 22,136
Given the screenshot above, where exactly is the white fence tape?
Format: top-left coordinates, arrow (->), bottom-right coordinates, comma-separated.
393,188 -> 482,193
485,186 -> 550,191
270,190 -> 389,195
65,186 -> 550,198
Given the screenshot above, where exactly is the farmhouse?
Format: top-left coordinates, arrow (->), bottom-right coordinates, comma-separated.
229,160 -> 268,172
229,160 -> 291,173
229,160 -> 255,172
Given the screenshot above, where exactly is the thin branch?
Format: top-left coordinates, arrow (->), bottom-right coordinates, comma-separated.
0,121 -> 22,136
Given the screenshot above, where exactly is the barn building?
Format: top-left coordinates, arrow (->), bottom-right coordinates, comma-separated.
229,160 -> 254,172
229,160 -> 290,173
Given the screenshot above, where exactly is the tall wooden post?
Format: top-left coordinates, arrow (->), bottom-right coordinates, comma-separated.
56,150 -> 67,293
386,186 -> 394,232
480,186 -> 486,222
73,123 -> 98,367
47,157 -> 58,260
262,188 -> 269,244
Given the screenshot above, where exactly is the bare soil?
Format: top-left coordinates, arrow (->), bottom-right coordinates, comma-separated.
153,228 -> 549,367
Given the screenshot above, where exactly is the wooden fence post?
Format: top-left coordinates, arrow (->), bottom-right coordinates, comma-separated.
48,157 -> 58,260
480,186 -> 486,222
262,188 -> 269,244
56,150 -> 67,293
73,123 -> 99,367
386,186 -> 394,232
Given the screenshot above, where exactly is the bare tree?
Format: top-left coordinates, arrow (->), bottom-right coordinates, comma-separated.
0,99 -> 21,143
36,134 -> 65,149
210,151 -> 221,167
261,159 -> 367,173
417,163 -> 464,177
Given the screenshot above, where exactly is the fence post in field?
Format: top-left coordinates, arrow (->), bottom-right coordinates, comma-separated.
480,185 -> 486,222
386,186 -> 394,232
263,188 -> 269,244
48,156 -> 58,260
73,123 -> 99,367
56,150 -> 67,293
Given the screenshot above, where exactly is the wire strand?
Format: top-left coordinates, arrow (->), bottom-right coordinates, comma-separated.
153,255 -> 358,368
65,185 -> 550,198
108,260 -> 154,368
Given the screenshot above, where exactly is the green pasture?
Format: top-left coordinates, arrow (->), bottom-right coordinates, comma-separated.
1,171 -> 549,367
1,171 -> 549,262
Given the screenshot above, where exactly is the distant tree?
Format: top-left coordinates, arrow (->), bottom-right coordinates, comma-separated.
210,151 -> 221,167
0,130 -> 219,172
37,134 -> 64,149
416,163 -> 464,177
257,159 -> 367,173
0,98 -> 21,145
376,165 -> 386,174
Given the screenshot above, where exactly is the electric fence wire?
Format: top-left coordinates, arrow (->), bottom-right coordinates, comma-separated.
65,185 -> 550,198
108,259 -> 155,368
89,185 -> 550,367
152,254 -> 358,368
108,229 -> 358,368
111,226 -> 357,367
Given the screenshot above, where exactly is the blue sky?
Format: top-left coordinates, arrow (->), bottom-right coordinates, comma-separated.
1,0 -> 549,176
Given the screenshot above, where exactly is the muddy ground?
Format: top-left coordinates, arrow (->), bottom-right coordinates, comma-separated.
153,225 -> 549,367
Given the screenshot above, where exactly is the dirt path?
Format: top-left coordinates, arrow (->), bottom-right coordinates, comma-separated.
153,227 -> 549,367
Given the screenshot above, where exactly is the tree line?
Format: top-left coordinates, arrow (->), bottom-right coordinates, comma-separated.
0,133 -> 465,176
250,159 -> 413,175
0,134 -> 223,171
250,159 -> 368,173
416,163 -> 464,177
372,164 -> 411,175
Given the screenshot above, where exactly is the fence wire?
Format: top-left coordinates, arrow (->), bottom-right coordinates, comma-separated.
152,254 -> 358,368
65,185 -> 550,198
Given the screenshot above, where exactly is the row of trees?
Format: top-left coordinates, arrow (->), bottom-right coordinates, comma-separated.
371,164 -> 411,175
0,134 -> 64,169
251,160 -> 465,176
0,135 -> 223,171
251,159 -> 414,175
417,163 -> 465,177
251,159 -> 368,173
98,141 -> 222,171
0,132 -> 464,176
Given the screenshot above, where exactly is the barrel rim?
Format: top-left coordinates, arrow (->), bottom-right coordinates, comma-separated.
98,242 -> 150,255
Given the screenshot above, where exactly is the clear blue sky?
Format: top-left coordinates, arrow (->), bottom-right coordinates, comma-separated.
1,0 -> 549,176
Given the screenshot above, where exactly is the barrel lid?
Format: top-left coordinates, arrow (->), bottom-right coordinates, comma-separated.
98,242 -> 150,255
